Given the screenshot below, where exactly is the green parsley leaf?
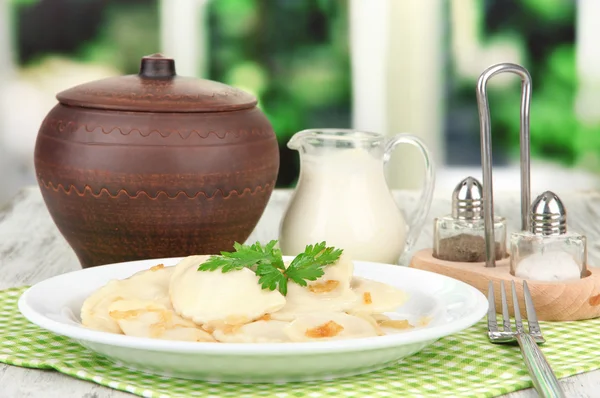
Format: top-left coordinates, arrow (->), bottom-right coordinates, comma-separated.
196,239 -> 342,296
285,242 -> 343,286
255,263 -> 288,295
198,240 -> 281,273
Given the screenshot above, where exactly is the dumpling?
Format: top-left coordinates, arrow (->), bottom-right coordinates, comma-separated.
81,264 -> 174,334
212,317 -> 290,343
283,312 -> 379,342
310,253 -> 354,287
270,255 -> 358,321
270,284 -> 358,321
347,277 -> 408,314
169,255 -> 286,327
108,299 -> 214,342
353,313 -> 413,335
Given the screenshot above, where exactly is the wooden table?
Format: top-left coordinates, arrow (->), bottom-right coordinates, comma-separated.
1,187 -> 599,398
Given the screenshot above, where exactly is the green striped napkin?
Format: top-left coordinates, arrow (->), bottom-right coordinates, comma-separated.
1,286 -> 599,398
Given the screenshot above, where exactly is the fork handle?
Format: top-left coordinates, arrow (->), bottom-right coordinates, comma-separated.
516,333 -> 565,398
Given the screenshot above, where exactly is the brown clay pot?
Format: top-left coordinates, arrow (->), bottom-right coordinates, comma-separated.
34,54 -> 279,268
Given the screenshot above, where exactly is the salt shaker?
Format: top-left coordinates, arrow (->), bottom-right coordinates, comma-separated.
510,191 -> 587,281
433,177 -> 507,262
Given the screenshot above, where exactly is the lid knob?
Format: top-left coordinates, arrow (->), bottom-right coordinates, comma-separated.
452,176 -> 484,220
530,191 -> 567,235
139,53 -> 176,78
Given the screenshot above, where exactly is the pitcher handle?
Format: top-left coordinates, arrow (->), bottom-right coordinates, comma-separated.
383,134 -> 436,257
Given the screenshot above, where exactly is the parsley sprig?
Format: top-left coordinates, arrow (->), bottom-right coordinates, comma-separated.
198,240 -> 343,296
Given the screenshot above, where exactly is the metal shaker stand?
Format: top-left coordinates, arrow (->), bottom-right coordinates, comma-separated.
409,63 -> 600,322
477,63 -> 531,268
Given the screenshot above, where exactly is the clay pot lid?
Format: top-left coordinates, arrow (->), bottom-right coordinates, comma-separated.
56,54 -> 257,113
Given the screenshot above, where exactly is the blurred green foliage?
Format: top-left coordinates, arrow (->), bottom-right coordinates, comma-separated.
207,0 -> 351,186
473,0 -> 600,170
11,0 -> 159,73
9,0 -> 39,5
77,3 -> 160,74
521,0 -> 573,22
207,0 -> 351,144
492,45 -> 579,164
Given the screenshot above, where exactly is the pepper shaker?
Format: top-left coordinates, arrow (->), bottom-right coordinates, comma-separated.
510,191 -> 587,281
433,177 -> 507,262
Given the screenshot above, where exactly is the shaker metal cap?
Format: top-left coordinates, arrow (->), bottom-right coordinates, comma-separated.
530,191 -> 567,235
452,177 -> 483,219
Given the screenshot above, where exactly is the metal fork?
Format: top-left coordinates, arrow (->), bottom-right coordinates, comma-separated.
487,280 -> 565,398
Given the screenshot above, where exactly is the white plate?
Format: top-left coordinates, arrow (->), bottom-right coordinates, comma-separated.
18,257 -> 487,383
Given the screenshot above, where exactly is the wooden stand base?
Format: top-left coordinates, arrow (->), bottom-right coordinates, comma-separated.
410,249 -> 600,321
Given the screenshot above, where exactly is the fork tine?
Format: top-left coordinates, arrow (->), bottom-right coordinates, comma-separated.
487,281 -> 498,332
523,281 -> 542,336
500,281 -> 511,332
511,280 -> 525,333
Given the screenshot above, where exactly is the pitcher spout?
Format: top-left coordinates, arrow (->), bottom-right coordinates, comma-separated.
287,129 -> 386,154
287,130 -> 314,151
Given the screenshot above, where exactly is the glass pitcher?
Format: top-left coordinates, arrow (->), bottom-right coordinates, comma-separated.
278,129 -> 435,264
